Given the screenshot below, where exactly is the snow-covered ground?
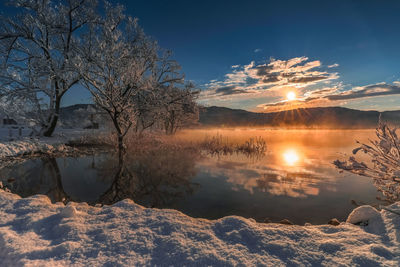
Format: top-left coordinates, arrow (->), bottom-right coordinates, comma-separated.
0,139 -> 72,159
0,128 -> 104,159
0,190 -> 399,266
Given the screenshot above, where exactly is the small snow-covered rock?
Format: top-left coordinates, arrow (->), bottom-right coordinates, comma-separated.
346,205 -> 380,225
328,218 -> 340,226
60,206 -> 77,218
346,205 -> 385,234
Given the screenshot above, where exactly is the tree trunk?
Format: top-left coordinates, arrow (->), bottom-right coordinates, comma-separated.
110,115 -> 125,160
43,96 -> 61,137
118,134 -> 124,163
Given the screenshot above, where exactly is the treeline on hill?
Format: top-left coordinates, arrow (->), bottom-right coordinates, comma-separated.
199,106 -> 400,128
0,0 -> 199,154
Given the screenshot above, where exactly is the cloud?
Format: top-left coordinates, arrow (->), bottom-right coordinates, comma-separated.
326,83 -> 400,100
257,82 -> 400,112
327,63 -> 339,68
201,56 -> 338,99
254,48 -> 262,53
214,86 -> 252,96
288,76 -> 329,83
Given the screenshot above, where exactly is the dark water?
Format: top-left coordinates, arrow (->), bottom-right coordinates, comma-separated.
0,129 -> 385,224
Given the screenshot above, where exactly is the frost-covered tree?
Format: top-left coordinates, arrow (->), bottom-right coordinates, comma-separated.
79,4 -> 196,154
78,3 -> 160,157
334,120 -> 400,202
0,0 -> 97,136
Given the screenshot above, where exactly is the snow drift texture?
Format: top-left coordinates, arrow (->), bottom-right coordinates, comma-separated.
0,191 -> 399,266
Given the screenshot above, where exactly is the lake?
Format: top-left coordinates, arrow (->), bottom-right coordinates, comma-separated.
0,129 -> 384,224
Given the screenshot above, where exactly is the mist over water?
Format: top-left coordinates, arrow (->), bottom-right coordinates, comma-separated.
0,128 -> 384,224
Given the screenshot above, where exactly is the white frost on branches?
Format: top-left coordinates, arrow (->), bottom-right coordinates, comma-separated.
78,3 -> 198,152
0,0 -> 199,142
0,0 -> 98,136
334,120 -> 400,202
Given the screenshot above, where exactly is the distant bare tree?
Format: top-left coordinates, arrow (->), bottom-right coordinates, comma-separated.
133,53 -> 198,135
160,83 -> 199,135
0,0 -> 98,136
131,51 -> 182,134
334,120 -> 400,202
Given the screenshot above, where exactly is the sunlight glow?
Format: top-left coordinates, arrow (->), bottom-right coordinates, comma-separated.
286,91 -> 296,101
283,149 -> 299,166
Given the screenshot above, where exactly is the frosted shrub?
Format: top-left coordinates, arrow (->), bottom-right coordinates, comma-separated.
334,121 -> 400,202
236,137 -> 267,157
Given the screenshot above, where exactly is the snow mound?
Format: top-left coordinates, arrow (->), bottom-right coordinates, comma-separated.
60,206 -> 77,218
0,190 -> 399,266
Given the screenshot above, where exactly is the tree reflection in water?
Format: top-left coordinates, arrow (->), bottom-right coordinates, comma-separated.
96,146 -> 200,207
0,146 -> 200,208
0,157 -> 69,203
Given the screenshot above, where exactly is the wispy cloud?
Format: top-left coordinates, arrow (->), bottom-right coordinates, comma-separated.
254,48 -> 262,53
327,63 -> 339,68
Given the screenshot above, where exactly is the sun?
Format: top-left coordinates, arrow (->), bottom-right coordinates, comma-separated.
283,149 -> 299,166
286,91 -> 296,101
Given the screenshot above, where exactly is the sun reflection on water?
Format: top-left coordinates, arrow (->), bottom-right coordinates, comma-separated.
282,149 -> 300,166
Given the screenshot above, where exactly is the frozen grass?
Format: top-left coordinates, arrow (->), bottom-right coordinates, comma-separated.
66,132 -> 115,148
198,134 -> 267,157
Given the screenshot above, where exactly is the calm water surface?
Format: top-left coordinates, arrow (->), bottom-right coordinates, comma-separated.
0,129 -> 384,224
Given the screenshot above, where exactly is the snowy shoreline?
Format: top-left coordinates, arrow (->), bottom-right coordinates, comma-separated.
0,139 -> 72,160
0,190 -> 399,266
0,129 -> 108,160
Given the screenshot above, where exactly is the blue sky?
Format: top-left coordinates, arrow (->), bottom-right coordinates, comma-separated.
118,0 -> 400,111
3,0 -> 400,111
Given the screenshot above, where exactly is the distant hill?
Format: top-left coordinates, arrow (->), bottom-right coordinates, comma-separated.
59,104 -> 103,128
199,106 -> 400,128
59,104 -> 400,129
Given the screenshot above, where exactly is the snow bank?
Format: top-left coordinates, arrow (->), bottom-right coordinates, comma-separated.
0,140 -> 70,159
0,191 -> 399,266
